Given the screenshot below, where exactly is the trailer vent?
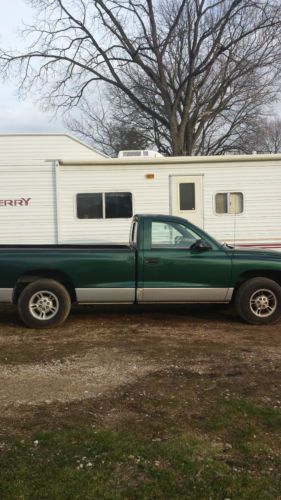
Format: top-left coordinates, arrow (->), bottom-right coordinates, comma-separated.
118,150 -> 164,158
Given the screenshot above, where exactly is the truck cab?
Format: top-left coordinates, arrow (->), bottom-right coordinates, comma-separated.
131,214 -> 232,303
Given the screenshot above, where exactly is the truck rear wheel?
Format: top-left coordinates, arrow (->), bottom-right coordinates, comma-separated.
18,279 -> 71,328
235,277 -> 281,325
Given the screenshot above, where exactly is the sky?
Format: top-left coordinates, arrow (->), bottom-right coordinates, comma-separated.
0,0 -> 65,133
1,1 -> 280,137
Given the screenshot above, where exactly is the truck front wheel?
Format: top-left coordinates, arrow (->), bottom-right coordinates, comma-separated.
18,279 -> 71,328
235,277 -> 281,325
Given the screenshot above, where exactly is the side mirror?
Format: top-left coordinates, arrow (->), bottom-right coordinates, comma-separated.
190,239 -> 211,251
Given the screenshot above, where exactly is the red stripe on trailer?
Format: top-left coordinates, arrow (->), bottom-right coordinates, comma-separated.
238,243 -> 281,248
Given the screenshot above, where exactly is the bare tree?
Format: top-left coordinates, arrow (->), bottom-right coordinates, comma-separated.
69,98 -> 152,155
68,72 -> 275,156
1,1 -> 281,155
232,116 -> 281,154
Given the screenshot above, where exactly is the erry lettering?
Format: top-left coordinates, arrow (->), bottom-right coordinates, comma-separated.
0,198 -> 31,207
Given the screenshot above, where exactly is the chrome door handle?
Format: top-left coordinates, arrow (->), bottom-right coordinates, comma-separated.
145,258 -> 160,264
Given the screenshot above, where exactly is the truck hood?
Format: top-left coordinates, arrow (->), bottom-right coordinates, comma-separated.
229,246 -> 281,261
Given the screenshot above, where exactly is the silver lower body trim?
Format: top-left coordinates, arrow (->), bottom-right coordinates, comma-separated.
0,288 -> 13,303
76,287 -> 135,303
75,287 -> 234,304
225,288 -> 234,302
138,287 -> 234,303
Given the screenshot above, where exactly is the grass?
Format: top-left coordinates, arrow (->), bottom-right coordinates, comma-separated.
202,397 -> 281,433
1,396 -> 281,500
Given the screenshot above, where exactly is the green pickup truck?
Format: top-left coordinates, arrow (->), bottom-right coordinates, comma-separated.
0,214 -> 281,328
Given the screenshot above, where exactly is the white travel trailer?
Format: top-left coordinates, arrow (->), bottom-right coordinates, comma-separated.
0,133 -> 108,164
0,149 -> 280,249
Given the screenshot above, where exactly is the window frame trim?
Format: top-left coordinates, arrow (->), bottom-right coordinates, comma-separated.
214,191 -> 244,216
75,191 -> 133,220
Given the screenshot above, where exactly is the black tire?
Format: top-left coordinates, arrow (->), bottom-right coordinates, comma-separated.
235,277 -> 281,325
18,279 -> 71,328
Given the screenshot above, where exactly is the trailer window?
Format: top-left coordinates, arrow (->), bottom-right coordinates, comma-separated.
105,193 -> 132,218
77,193 -> 103,219
77,192 -> 132,219
215,192 -> 243,214
179,183 -> 195,211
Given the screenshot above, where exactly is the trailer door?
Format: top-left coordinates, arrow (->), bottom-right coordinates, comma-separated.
171,175 -> 203,227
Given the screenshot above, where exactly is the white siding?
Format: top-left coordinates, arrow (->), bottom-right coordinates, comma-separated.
58,166 -> 169,243
0,154 -> 281,246
0,166 -> 56,244
58,161 -> 281,246
202,164 -> 281,245
0,134 -> 106,165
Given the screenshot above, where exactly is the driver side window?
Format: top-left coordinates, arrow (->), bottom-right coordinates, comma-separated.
151,221 -> 199,249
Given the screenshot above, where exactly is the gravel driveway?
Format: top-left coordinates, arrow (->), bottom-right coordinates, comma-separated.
0,303 -> 280,435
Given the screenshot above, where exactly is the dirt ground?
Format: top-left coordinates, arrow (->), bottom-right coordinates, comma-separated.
0,302 -> 281,438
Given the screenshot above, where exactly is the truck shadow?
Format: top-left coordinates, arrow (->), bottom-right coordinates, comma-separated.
71,303 -> 240,324
0,304 -> 246,329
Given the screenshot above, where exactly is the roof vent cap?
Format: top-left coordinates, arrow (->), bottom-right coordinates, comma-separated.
118,150 -> 163,158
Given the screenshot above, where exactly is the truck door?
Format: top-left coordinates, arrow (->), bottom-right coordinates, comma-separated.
171,175 -> 203,228
138,218 -> 232,302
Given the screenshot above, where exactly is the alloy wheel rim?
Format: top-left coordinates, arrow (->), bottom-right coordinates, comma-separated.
28,291 -> 59,321
249,288 -> 277,318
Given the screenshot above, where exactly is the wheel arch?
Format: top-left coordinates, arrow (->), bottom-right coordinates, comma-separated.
13,269 -> 77,304
232,269 -> 281,302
